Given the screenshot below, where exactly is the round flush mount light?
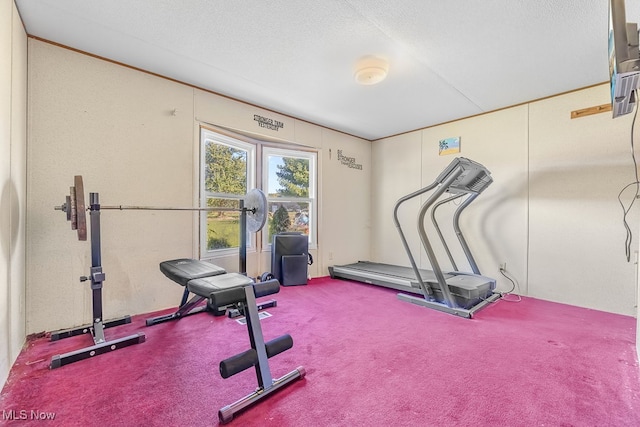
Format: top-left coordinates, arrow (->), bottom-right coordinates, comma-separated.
354,55 -> 389,85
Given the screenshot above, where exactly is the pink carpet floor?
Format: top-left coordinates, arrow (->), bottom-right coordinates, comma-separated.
1,276 -> 639,426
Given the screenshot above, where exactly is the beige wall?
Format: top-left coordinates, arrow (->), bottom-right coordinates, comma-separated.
1,0 -> 27,388
27,41 -> 196,334
318,128 -> 371,270
25,40 -> 371,334
528,86 -> 638,314
372,85 -> 639,317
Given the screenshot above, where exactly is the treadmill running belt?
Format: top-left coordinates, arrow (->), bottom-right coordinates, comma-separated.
337,261 -> 451,282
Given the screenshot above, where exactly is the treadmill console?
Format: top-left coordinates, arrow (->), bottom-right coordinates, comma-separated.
435,157 -> 493,194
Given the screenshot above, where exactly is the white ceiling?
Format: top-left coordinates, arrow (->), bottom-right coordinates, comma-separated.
14,0 -> 640,140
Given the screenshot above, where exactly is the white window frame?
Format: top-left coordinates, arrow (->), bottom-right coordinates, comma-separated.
262,146 -> 317,250
200,128 -> 256,258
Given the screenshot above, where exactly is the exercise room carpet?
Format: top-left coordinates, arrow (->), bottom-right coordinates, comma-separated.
1,277 -> 639,426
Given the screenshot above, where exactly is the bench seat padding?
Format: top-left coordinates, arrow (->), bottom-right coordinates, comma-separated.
160,259 -> 226,287
188,273 -> 254,307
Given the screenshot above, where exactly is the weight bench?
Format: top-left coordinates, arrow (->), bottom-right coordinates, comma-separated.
145,259 -> 276,326
178,271 -> 306,423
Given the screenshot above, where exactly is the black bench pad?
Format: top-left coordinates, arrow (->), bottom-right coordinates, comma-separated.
188,273 -> 254,307
160,259 -> 226,287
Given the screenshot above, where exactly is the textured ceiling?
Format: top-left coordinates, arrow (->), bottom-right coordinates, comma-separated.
14,0 -> 640,140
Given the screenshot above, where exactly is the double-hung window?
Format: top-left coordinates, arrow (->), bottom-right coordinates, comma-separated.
200,128 -> 316,258
263,147 -> 316,249
200,129 -> 255,257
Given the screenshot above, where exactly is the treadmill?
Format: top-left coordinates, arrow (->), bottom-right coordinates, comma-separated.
329,157 -> 501,318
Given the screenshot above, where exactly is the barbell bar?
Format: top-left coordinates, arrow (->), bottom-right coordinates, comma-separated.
55,175 -> 268,241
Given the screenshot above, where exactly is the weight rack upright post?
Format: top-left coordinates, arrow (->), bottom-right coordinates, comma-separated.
49,192 -> 146,369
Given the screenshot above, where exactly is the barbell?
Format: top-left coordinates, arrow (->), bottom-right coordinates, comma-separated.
55,175 -> 268,241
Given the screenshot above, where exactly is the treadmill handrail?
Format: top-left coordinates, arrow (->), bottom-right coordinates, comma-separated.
430,193 -> 465,272
452,192 -> 481,275
392,181 -> 440,297
416,167 -> 465,308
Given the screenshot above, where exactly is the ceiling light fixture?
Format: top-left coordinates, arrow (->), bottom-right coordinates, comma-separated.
354,55 -> 389,85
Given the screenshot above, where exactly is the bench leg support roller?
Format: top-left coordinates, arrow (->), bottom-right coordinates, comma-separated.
213,279 -> 305,424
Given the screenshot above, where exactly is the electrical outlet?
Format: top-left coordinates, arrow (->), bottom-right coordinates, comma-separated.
499,262 -> 507,271
329,251 -> 333,260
